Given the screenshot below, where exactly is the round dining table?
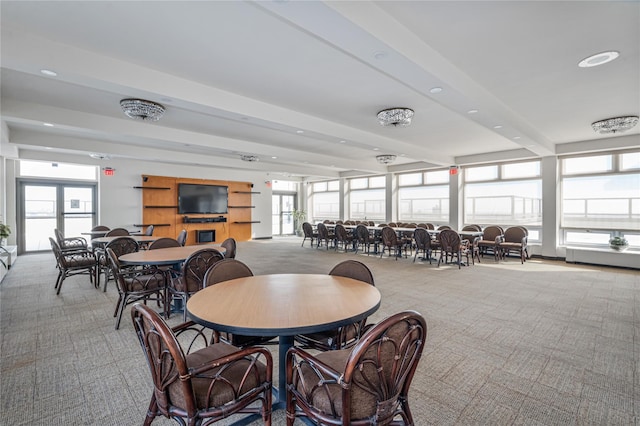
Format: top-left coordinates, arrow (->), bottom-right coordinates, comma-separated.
186,273 -> 381,406
91,235 -> 158,247
118,244 -> 226,266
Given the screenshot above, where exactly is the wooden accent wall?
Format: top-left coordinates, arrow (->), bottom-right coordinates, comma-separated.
138,175 -> 256,245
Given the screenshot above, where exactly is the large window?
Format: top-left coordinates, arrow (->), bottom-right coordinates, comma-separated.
398,170 -> 449,224
560,150 -> 640,247
309,180 -> 339,222
464,161 -> 542,234
348,176 -> 385,221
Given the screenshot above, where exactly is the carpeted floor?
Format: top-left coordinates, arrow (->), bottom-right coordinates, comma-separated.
1,237 -> 638,425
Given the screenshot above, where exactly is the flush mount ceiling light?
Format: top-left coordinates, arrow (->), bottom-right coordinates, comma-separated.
377,108 -> 414,127
376,154 -> 397,165
578,51 -> 619,68
240,154 -> 259,162
120,98 -> 165,121
591,116 -> 639,134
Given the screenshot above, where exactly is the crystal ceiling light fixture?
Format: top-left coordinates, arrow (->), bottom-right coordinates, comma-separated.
240,154 -> 259,162
591,116 -> 639,134
376,154 -> 397,165
120,98 -> 165,121
377,108 -> 414,127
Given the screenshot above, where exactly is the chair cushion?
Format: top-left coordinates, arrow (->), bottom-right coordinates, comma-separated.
167,343 -> 269,410
296,349 -> 378,420
123,273 -> 165,292
64,253 -> 96,268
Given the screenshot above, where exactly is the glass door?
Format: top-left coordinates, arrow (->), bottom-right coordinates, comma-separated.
18,180 -> 97,252
272,194 -> 295,236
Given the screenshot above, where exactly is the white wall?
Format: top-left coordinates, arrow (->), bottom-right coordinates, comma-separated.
11,150 -> 275,239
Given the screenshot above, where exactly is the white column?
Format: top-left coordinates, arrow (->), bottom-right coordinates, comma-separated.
541,156 -> 558,257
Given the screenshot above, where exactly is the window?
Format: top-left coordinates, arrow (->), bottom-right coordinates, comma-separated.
463,161 -> 542,232
272,180 -> 298,191
19,160 -> 97,180
560,150 -> 640,247
310,180 -> 339,222
398,170 -> 449,223
347,176 -> 385,220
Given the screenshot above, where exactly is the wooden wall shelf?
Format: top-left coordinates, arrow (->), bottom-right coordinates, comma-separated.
133,224 -> 172,227
233,221 -> 261,224
140,175 -> 256,244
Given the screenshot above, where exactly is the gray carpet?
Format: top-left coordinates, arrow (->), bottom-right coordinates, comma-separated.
1,237 -> 638,425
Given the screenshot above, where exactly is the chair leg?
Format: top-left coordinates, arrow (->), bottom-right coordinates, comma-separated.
113,295 -> 123,317
55,273 -> 66,295
54,270 -> 63,290
144,394 -> 158,426
114,295 -> 128,329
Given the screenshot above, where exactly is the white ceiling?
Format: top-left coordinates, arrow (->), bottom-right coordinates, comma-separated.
1,1 -> 639,179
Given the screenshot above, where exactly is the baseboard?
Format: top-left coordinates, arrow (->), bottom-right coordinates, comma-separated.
565,246 -> 639,270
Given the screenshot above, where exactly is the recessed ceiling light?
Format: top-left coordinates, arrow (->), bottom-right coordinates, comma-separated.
578,51 -> 619,68
513,136 -> 521,140
430,87 -> 443,94
45,147 -> 53,150
467,109 -> 478,114
40,69 -> 57,77
296,130 -> 304,134
373,147 -> 380,151
339,140 -> 346,144
493,125 -> 503,129
373,51 -> 388,60
43,123 -> 54,127
271,156 -> 277,159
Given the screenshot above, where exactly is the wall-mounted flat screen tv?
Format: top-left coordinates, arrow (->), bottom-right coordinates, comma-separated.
178,183 -> 228,214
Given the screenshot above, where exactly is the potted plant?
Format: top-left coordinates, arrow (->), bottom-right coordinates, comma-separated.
609,236 -> 628,251
0,223 -> 10,246
292,209 -> 307,237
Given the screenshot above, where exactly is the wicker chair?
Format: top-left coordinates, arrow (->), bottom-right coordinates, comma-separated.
413,227 -> 433,264
477,225 -> 504,261
498,226 -> 529,263
203,259 -> 276,348
379,226 -> 407,260
131,303 -> 273,426
88,225 -> 110,250
316,223 -> 334,250
105,227 -> 130,237
286,310 -> 427,425
220,237 -> 237,259
49,237 -> 96,295
334,224 -> 354,252
148,237 -> 181,250
96,236 -> 139,292
107,248 -> 166,330
168,248 -> 225,321
437,229 -> 470,269
354,224 -> 373,255
177,229 -> 188,246
295,260 -> 375,351
301,222 -> 318,248
54,228 -> 89,254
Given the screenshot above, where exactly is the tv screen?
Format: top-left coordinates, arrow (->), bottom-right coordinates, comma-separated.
178,184 -> 228,214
